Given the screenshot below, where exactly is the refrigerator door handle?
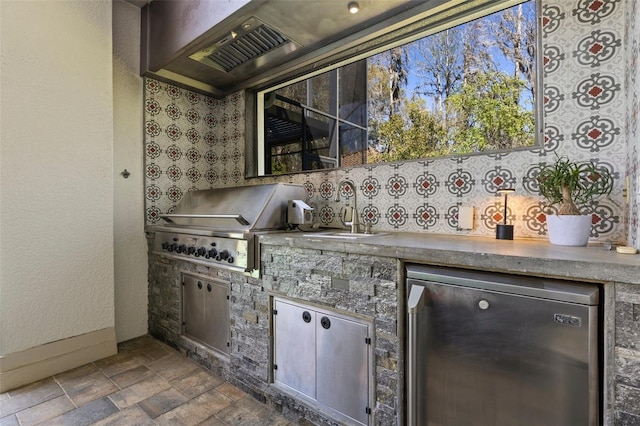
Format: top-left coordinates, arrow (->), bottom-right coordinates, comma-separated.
407,284 -> 426,426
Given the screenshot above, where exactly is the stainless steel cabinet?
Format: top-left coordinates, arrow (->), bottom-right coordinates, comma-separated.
316,313 -> 370,425
182,274 -> 230,356
272,300 -> 316,398
273,298 -> 371,425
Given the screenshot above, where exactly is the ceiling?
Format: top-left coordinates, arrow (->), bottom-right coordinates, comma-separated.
135,0 -> 515,98
123,0 -> 148,8
140,0 -> 465,97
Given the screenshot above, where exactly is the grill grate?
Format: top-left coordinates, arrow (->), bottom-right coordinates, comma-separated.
207,25 -> 290,72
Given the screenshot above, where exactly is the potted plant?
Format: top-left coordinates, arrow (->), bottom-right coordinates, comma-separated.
535,155 -> 614,246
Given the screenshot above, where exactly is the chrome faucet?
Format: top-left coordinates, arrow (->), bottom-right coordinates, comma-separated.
335,179 -> 361,233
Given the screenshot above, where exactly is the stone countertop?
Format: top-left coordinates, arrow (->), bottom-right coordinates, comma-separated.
259,231 -> 640,285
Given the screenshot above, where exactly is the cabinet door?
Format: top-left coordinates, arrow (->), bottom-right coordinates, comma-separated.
316,314 -> 369,425
273,299 -> 316,398
183,276 -> 206,341
203,278 -> 230,355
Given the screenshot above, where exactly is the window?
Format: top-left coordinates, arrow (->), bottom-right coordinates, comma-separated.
257,0 -> 539,176
262,61 -> 367,174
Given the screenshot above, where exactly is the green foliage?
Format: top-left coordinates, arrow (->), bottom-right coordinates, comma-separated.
446,71 -> 534,153
374,100 -> 448,162
535,155 -> 614,215
365,2 -> 537,164
368,71 -> 534,162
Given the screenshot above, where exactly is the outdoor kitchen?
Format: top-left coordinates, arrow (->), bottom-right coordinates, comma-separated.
144,181 -> 640,425
1,0 -> 640,425
136,1 -> 640,423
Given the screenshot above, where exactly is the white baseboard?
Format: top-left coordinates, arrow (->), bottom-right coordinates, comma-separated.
0,327 -> 117,393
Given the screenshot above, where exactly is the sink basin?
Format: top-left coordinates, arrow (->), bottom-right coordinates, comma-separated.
302,231 -> 387,240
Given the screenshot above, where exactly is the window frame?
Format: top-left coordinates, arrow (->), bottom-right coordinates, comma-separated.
253,0 -> 542,177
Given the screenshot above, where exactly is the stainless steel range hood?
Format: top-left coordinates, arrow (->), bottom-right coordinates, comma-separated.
140,0 -> 462,98
188,16 -> 301,75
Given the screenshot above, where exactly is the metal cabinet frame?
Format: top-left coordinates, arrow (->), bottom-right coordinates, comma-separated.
181,272 -> 231,357
271,297 -> 374,426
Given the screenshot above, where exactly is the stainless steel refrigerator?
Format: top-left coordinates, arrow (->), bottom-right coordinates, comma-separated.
406,265 -> 600,426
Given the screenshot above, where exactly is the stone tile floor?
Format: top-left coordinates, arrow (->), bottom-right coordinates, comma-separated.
0,335 -> 292,426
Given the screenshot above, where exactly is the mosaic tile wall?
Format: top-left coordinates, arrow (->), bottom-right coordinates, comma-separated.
145,0 -> 637,246
143,81 -> 245,223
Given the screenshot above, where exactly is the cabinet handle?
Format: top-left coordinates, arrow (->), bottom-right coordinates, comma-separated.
197,281 -> 203,290
207,283 -> 212,292
302,311 -> 312,323
320,316 -> 331,329
407,284 -> 426,426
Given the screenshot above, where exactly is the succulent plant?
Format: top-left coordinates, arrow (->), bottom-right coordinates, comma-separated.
535,155 -> 614,215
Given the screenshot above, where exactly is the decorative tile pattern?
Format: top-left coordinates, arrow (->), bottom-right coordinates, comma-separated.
573,30 -> 621,68
143,82 -> 244,223
144,0 -> 637,246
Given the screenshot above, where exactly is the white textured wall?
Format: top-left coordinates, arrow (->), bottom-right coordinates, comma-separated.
113,0 -> 148,342
0,0 -> 114,354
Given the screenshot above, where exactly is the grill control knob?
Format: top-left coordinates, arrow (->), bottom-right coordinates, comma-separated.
197,247 -> 207,256
161,242 -> 169,250
187,246 -> 196,255
168,243 -> 177,252
177,244 -> 187,254
207,248 -> 218,259
218,250 -> 230,260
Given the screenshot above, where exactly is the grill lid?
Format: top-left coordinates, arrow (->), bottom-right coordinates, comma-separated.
159,183 -> 307,232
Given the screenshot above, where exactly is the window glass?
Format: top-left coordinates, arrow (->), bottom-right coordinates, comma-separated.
340,61 -> 367,126
259,0 -> 537,176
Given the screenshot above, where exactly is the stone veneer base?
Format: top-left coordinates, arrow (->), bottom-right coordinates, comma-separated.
147,233 -> 401,425
148,231 -> 640,425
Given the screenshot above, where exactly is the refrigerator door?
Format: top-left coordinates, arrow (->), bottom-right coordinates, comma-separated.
408,277 -> 599,426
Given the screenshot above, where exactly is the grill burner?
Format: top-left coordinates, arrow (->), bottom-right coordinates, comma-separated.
146,183 -> 307,276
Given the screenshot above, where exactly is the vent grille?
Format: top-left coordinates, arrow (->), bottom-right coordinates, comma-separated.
207,24 -> 290,73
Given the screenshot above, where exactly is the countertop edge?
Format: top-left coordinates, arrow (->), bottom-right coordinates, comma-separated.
258,231 -> 640,285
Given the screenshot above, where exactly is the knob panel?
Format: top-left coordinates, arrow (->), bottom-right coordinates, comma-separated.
153,232 -> 248,272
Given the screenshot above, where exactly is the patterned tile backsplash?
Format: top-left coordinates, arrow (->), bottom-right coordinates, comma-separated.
144,0 -> 640,247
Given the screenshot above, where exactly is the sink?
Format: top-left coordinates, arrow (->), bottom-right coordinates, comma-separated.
302,231 -> 387,240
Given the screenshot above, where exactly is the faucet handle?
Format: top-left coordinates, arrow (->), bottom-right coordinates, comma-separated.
339,206 -> 354,226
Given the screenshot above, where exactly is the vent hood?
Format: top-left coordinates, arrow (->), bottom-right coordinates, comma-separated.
140,0 -> 456,98
188,17 -> 300,74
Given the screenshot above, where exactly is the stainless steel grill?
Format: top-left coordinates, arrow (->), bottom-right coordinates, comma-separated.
146,183 -> 307,275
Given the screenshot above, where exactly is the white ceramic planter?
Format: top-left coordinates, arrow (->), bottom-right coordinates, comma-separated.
546,214 -> 592,246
